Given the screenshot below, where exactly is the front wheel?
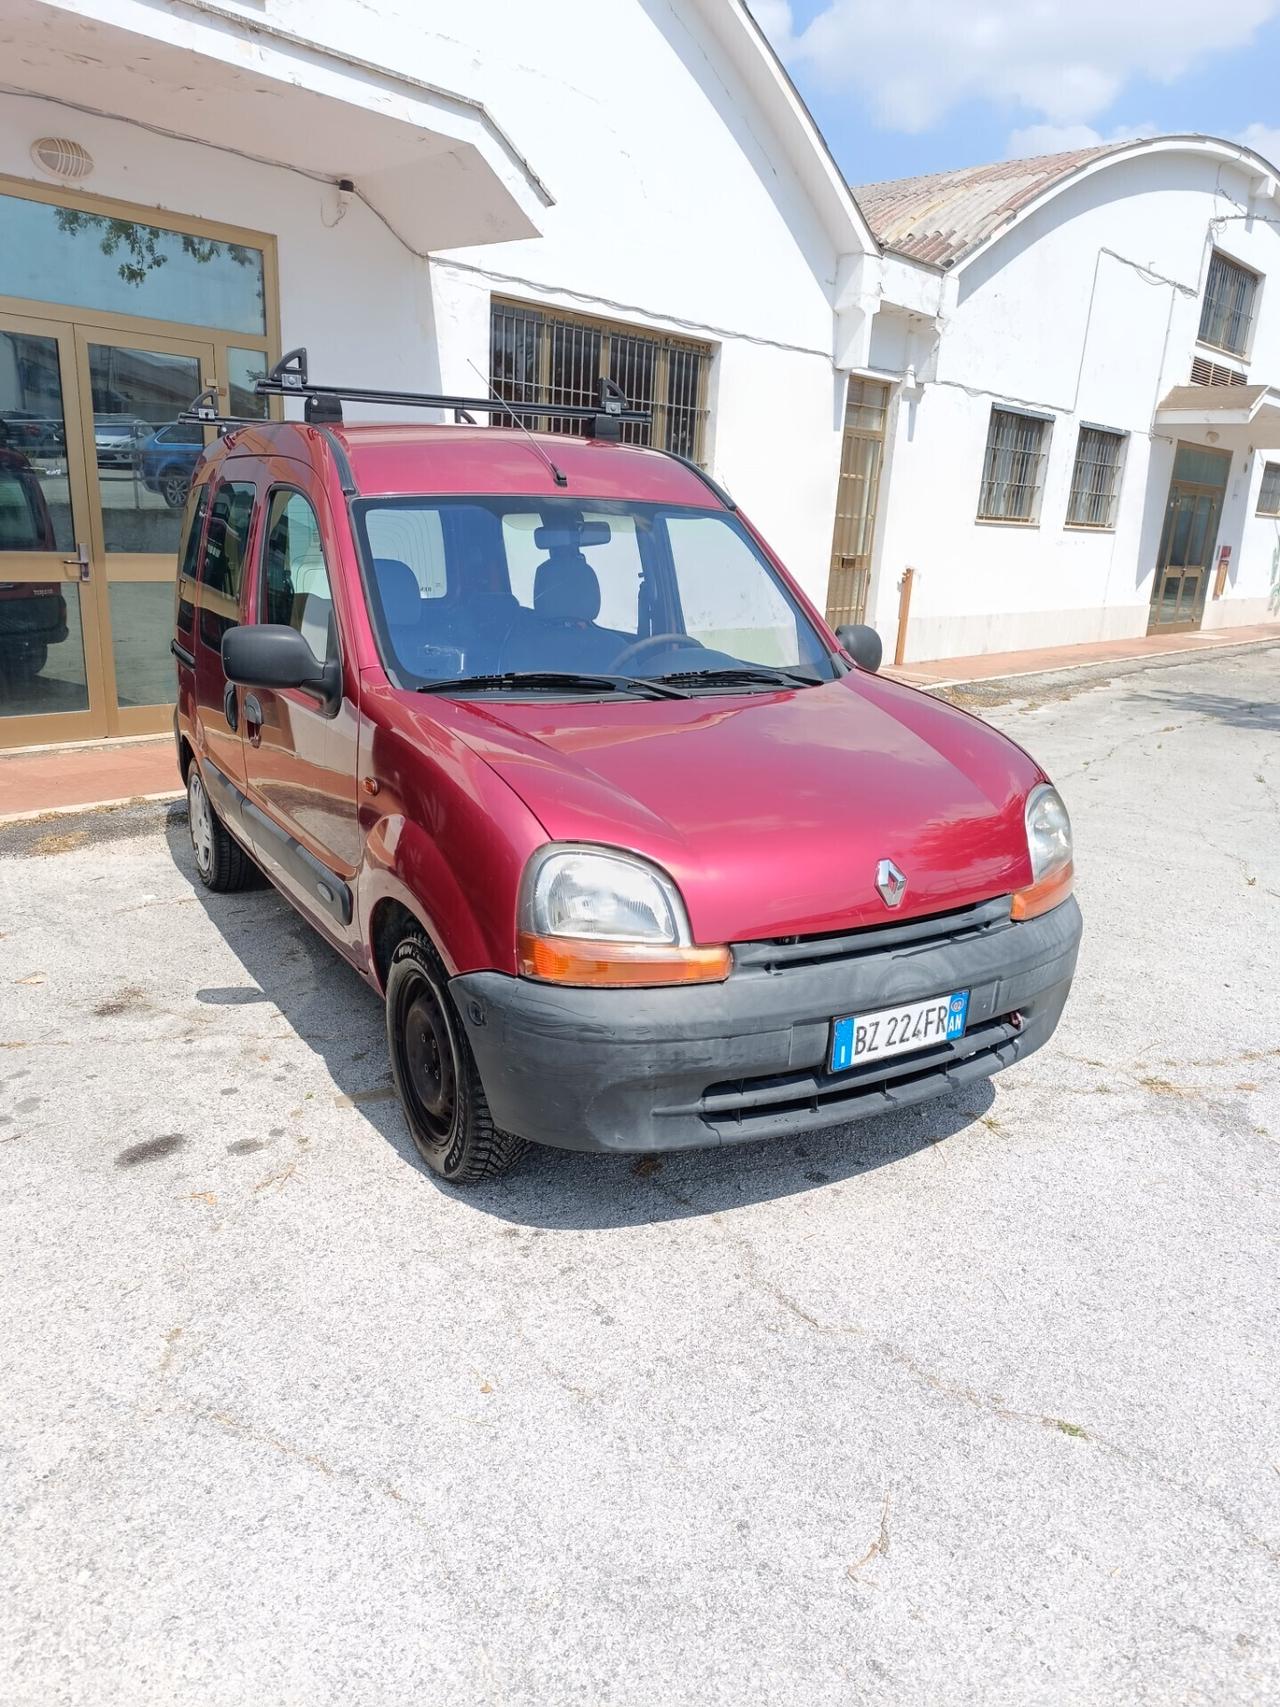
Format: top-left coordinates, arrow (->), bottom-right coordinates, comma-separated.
386,933 -> 527,1184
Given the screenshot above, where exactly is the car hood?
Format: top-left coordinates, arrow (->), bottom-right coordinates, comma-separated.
443,675 -> 1042,943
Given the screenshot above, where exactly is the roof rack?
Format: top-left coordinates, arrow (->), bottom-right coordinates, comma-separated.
251,347 -> 650,440
176,387 -> 267,431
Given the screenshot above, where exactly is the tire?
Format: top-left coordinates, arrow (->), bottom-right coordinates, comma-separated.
2,639 -> 47,682
187,762 -> 256,893
162,469 -> 191,509
385,932 -> 527,1184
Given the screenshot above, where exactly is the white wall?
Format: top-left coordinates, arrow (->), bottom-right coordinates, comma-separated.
0,95 -> 431,400
1,0 -> 859,603
868,148 -> 1280,660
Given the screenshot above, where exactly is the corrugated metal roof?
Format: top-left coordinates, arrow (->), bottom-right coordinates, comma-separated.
852,144 -> 1132,266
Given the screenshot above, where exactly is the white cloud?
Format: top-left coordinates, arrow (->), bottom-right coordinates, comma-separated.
760,0 -> 1279,136
1238,121 -> 1280,167
1005,121 -> 1156,159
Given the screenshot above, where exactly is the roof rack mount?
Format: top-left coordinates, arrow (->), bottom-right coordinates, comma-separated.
253,346 -> 650,439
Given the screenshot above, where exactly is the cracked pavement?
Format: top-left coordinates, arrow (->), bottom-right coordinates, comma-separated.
1,645 -> 1278,1705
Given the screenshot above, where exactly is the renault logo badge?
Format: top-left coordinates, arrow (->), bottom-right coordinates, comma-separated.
875,858 -> 907,908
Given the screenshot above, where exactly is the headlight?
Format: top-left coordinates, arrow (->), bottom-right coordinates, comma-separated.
524,846 -> 685,944
1012,784 -> 1074,920
518,845 -> 731,986
1025,784 -> 1072,880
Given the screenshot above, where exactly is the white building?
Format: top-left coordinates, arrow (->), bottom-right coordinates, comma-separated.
852,138 -> 1280,662
0,0 -> 897,751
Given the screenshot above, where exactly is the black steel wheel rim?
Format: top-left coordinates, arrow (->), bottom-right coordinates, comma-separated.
395,972 -> 458,1147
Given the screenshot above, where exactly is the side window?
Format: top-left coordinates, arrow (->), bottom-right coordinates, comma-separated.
198,479 -> 256,650
261,489 -> 337,664
363,505 -> 447,599
665,514 -> 804,668
175,484 -> 209,636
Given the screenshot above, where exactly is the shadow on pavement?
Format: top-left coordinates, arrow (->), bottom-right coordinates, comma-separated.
164,809 -> 996,1231
1131,685 -> 1280,733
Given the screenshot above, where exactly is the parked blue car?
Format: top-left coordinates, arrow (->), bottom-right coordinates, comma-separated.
136,421 -> 204,509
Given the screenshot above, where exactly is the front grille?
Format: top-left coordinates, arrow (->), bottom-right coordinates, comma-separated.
732,895 -> 1013,976
691,1012 -> 1022,1135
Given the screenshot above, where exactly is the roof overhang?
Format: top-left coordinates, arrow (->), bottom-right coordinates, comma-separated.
1,0 -> 551,253
1155,383 -> 1280,447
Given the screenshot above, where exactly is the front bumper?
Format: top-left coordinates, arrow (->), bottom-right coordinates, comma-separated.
452,894 -> 1083,1154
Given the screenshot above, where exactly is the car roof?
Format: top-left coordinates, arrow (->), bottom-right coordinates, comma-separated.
212,421 -> 721,508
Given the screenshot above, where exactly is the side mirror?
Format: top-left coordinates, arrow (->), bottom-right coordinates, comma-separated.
835,623 -> 883,673
222,624 -> 341,714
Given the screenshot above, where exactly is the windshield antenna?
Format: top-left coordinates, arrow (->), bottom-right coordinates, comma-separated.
467,359 -> 568,488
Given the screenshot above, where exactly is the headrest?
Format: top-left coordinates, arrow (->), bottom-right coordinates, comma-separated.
533,549 -> 601,623
375,557 -> 421,628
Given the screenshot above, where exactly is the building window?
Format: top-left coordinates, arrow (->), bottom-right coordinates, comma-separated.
1198,252 -> 1258,357
977,407 -> 1051,523
1258,462 -> 1280,516
490,299 -> 710,462
1066,426 -> 1126,529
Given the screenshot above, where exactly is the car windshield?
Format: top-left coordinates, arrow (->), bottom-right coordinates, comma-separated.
353,497 -> 838,693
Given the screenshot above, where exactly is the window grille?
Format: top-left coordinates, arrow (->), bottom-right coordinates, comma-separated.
1258,462 -> 1280,516
490,299 -> 709,461
977,407 -> 1051,523
1198,252 -> 1258,357
1066,426 -> 1126,529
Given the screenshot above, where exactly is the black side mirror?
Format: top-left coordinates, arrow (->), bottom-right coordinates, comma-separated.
222,624 -> 341,714
835,623 -> 883,673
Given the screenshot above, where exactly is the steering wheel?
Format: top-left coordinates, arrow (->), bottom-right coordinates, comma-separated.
611,632 -> 704,672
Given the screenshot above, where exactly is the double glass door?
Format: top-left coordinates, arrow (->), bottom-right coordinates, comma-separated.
0,310 -> 266,744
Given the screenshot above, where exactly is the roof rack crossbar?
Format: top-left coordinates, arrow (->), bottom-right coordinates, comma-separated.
253,347 -> 649,436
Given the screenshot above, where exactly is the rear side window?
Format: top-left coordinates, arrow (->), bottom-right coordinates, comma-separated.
175,484 -> 209,637
199,479 -> 255,650
261,489 -> 337,664
0,464 -> 51,552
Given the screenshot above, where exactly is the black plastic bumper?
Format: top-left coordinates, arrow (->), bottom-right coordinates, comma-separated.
452,895 -> 1083,1154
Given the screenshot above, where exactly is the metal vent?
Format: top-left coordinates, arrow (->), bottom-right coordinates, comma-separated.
29,137 -> 94,181
1190,355 -> 1247,388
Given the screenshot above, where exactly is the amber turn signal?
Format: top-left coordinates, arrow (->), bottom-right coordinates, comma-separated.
1010,861 -> 1074,921
517,932 -> 733,987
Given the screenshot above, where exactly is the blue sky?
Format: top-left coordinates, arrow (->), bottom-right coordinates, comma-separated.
751,1 -> 1280,187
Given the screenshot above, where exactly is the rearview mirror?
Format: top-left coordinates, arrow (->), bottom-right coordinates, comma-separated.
835,623 -> 883,673
222,624 -> 341,714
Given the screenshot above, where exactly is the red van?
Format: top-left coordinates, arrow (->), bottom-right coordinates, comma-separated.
172,354 -> 1080,1183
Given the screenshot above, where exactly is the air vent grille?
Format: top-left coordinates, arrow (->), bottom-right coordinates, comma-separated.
1190,355 -> 1247,388
30,137 -> 94,181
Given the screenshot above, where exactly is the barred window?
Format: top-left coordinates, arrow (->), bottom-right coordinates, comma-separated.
1258,462 -> 1280,516
489,299 -> 710,461
977,408 -> 1051,523
1066,426 -> 1126,529
1198,252 -> 1258,357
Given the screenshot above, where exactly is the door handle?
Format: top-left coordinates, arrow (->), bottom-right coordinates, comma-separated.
244,693 -> 264,748
224,680 -> 239,733
61,541 -> 90,581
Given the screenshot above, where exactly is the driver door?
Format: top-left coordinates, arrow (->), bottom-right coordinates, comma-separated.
240,478 -> 361,945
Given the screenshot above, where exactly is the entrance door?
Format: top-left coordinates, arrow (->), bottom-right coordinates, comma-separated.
824,378 -> 888,629
72,325 -> 216,734
1148,443 -> 1232,634
0,311 -> 102,743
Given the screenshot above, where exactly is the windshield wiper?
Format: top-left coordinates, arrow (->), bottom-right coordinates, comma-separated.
653,665 -> 823,690
416,670 -> 690,700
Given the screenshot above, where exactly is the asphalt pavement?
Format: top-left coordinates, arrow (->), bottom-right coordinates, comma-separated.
1,646 -> 1277,1705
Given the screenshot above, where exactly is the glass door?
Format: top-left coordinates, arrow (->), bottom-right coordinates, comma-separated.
1148,443 -> 1231,635
0,311 -> 103,743
71,325 -> 217,734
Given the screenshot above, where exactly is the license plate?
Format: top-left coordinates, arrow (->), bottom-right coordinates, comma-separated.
830,989 -> 970,1074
